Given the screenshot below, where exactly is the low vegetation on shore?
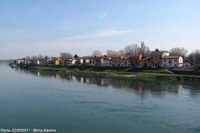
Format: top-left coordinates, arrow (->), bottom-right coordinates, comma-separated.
15,64 -> 200,81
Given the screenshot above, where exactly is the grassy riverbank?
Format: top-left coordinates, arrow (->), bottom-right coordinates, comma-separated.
17,64 -> 200,81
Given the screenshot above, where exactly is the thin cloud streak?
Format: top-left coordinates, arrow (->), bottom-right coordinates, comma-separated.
27,3 -> 44,17
64,28 -> 137,40
99,13 -> 107,20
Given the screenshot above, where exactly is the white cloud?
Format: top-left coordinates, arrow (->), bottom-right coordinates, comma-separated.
0,28 -> 137,59
64,28 -> 137,40
99,14 -> 107,20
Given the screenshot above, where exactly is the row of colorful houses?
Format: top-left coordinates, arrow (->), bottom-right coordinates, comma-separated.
15,50 -> 190,68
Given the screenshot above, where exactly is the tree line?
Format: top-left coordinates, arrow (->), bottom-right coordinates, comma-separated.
27,42 -> 200,64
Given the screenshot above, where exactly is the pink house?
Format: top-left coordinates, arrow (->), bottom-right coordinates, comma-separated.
162,56 -> 183,68
71,59 -> 77,66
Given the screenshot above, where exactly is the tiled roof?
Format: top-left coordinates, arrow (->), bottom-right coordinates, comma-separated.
151,51 -> 169,55
121,55 -> 132,59
162,56 -> 180,59
140,58 -> 151,61
109,55 -> 123,58
151,51 -> 163,55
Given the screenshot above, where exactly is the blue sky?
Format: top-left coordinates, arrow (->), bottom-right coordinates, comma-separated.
0,0 -> 200,59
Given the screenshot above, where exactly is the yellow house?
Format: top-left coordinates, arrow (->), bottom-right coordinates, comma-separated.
140,58 -> 151,67
53,59 -> 61,65
121,55 -> 131,67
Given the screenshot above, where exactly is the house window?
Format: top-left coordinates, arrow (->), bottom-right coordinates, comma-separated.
175,64 -> 177,67
164,59 -> 166,62
174,59 -> 177,62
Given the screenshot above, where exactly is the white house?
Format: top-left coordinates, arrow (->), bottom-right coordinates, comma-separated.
76,58 -> 84,66
103,59 -> 112,67
37,59 -> 46,65
89,57 -> 97,66
17,59 -> 24,64
64,58 -> 77,66
162,56 -> 183,68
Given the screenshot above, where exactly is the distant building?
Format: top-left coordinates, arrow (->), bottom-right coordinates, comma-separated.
76,58 -> 84,66
25,58 -> 32,65
161,56 -> 183,68
112,55 -> 122,67
60,58 -> 73,66
90,57 -> 97,66
130,54 -> 142,67
83,57 -> 91,66
151,50 -> 169,67
96,56 -> 104,67
31,59 -> 37,65
17,59 -> 25,64
46,59 -> 54,65
140,57 -> 151,67
103,56 -> 112,67
37,59 -> 46,65
121,55 -> 131,67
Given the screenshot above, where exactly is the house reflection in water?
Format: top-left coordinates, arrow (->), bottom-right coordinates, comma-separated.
178,85 -> 183,95
14,68 -> 190,98
86,78 -> 90,84
55,73 -> 60,79
71,75 -> 77,82
37,72 -> 40,77
101,79 -> 104,86
139,87 -> 142,92
80,77 -> 84,83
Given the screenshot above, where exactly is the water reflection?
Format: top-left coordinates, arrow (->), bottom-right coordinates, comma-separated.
14,68 -> 200,96
4,66 -> 200,132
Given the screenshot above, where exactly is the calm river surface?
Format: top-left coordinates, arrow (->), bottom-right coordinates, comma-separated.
0,64 -> 200,133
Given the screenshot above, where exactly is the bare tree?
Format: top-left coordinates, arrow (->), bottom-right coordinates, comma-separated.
38,55 -> 44,59
91,50 -> 103,57
106,50 -> 119,55
44,55 -> 48,59
60,52 -> 73,59
188,50 -> 200,64
119,49 -> 126,55
124,44 -> 138,55
170,47 -> 188,57
32,56 -> 38,59
138,42 -> 150,57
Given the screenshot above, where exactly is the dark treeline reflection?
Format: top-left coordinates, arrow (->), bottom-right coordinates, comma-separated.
15,68 -> 200,95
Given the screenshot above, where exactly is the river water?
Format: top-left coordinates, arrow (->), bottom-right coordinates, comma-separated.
0,64 -> 200,133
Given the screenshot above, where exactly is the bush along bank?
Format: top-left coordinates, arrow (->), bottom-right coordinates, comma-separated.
16,64 -> 200,81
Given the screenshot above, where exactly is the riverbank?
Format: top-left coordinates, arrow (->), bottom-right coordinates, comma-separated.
14,64 -> 200,81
